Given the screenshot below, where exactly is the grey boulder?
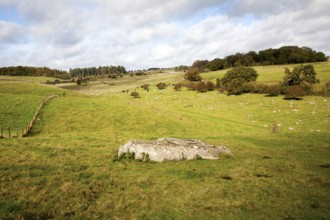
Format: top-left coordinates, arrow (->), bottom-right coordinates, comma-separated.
118,138 -> 233,162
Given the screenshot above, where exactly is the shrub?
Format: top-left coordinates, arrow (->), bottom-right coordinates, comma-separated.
156,82 -> 167,90
184,67 -> 202,82
185,82 -> 197,91
251,83 -> 268,94
283,85 -> 306,100
76,78 -> 82,85
206,81 -> 215,91
325,80 -> 330,91
299,81 -> 314,95
221,66 -> 258,95
240,82 -> 255,93
174,83 -> 182,91
215,78 -> 222,88
226,78 -> 246,95
322,80 -> 330,96
130,91 -> 140,98
141,84 -> 150,91
265,84 -> 282,96
195,82 -> 207,93
217,87 -> 226,94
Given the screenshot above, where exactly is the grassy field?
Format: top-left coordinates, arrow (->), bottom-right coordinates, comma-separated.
0,62 -> 329,219
0,81 -> 64,136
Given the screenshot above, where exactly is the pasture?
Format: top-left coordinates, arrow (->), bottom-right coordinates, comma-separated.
0,62 -> 329,219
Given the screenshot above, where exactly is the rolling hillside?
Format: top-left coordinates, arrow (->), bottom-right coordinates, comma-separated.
0,62 -> 329,219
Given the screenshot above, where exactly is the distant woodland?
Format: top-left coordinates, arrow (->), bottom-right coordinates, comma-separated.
0,65 -> 127,79
0,66 -> 71,79
187,46 -> 327,72
69,66 -> 127,77
0,46 -> 327,78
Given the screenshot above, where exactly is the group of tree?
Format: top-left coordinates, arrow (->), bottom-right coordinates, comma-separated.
0,66 -> 70,79
191,46 -> 327,72
216,64 -> 323,99
70,65 -> 127,77
0,64 -> 129,80
182,62 -> 326,99
282,65 -> 319,86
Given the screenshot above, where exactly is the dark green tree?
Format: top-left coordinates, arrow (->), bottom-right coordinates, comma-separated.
220,67 -> 258,95
283,64 -> 319,86
192,60 -> 209,72
221,67 -> 258,87
315,51 -> 327,62
206,58 -> 225,71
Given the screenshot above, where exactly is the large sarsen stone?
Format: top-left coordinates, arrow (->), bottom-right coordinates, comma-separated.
118,138 -> 233,162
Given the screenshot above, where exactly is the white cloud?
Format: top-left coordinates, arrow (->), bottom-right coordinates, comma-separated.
0,20 -> 26,44
0,0 -> 329,70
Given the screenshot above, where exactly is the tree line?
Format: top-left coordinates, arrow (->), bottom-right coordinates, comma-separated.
0,66 -> 70,79
0,65 -> 128,79
191,46 -> 327,72
69,65 -> 127,77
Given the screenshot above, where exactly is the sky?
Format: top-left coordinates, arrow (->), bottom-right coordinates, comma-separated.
0,0 -> 329,70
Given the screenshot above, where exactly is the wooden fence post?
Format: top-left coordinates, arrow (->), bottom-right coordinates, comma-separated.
8,127 -> 11,138
0,125 -> 3,138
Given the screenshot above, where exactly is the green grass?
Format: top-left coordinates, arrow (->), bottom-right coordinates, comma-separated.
0,63 -> 329,219
0,82 -> 65,135
58,71 -> 185,95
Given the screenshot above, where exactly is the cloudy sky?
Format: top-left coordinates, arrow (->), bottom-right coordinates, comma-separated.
0,0 -> 329,70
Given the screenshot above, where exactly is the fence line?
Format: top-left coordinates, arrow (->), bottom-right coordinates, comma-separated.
0,94 -> 58,139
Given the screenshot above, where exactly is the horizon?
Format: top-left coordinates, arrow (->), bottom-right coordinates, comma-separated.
0,45 -> 328,72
